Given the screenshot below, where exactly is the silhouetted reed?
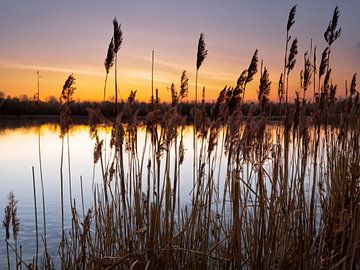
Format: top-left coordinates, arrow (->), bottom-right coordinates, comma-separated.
104,37 -> 114,101
283,5 -> 297,105
112,18 -> 123,116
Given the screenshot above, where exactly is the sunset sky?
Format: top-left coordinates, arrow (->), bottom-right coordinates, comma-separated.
0,0 -> 359,102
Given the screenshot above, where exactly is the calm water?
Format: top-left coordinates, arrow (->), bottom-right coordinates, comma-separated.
0,120 -> 313,267
0,120 -> 200,266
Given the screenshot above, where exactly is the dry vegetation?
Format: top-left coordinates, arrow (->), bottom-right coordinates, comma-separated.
3,6 -> 360,270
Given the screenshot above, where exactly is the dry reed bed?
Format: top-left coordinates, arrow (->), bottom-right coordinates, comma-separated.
3,6 -> 360,270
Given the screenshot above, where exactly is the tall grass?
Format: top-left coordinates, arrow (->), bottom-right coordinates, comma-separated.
3,5 -> 360,269
112,18 -> 123,116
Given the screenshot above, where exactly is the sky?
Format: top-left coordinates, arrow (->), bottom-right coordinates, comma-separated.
0,0 -> 359,102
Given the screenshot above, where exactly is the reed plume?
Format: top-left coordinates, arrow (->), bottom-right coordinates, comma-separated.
170,83 -> 178,107
196,33 -> 207,71
258,67 -> 271,111
278,73 -> 284,102
350,73 -> 357,96
323,6 -> 341,75
179,70 -> 189,100
87,108 -> 104,139
6,192 -> 20,269
127,90 -> 136,104
113,17 -> 123,115
3,193 -> 12,270
211,86 -> 226,121
103,37 -> 114,101
237,70 -> 248,89
286,38 -> 298,75
242,49 -> 258,100
246,49 -> 258,84
9,193 -> 19,242
105,38 -> 115,74
324,6 -> 341,47
287,5 -> 296,32
60,73 -> 76,137
329,83 -> 337,104
61,74 -> 75,102
195,33 -> 207,104
319,47 -> 329,79
3,202 -> 11,240
283,5 -> 297,105
113,19 -> 123,53
301,51 -> 312,96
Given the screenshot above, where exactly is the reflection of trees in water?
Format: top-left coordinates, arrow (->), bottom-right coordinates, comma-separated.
0,118 -> 89,134
0,118 -> 54,130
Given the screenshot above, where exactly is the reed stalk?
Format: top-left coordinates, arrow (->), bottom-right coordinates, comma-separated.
38,127 -> 47,251
31,166 -> 39,267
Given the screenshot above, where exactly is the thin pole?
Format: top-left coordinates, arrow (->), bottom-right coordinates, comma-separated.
115,54 -> 118,116
151,50 -> 154,110
37,71 -> 40,102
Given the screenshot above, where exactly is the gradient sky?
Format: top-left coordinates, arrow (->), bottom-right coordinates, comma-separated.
0,0 -> 359,102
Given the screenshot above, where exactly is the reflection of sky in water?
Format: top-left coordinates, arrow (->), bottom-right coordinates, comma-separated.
0,123 -> 206,264
0,124 -> 97,264
0,122 -> 322,266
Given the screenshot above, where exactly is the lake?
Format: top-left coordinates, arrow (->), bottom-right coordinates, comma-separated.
0,119 -> 213,266
0,118 -> 319,268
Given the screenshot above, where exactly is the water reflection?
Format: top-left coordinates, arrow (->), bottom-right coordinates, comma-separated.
0,121 -> 202,265
0,120 -> 314,266
0,121 -> 100,264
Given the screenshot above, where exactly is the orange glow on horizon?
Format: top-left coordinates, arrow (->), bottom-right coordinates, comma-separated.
1,1 -> 359,104
0,33 -> 358,103
0,63 -> 355,103
1,43 -> 358,103
1,41 -> 357,103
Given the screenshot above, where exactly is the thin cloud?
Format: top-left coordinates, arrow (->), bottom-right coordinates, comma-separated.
0,59 -> 104,77
0,57 -> 188,84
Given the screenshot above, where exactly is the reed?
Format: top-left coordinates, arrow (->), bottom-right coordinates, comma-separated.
104,37 -> 114,102
31,166 -> 39,267
112,18 -> 123,116
59,74 -> 76,268
3,195 -> 11,269
193,33 -> 207,207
